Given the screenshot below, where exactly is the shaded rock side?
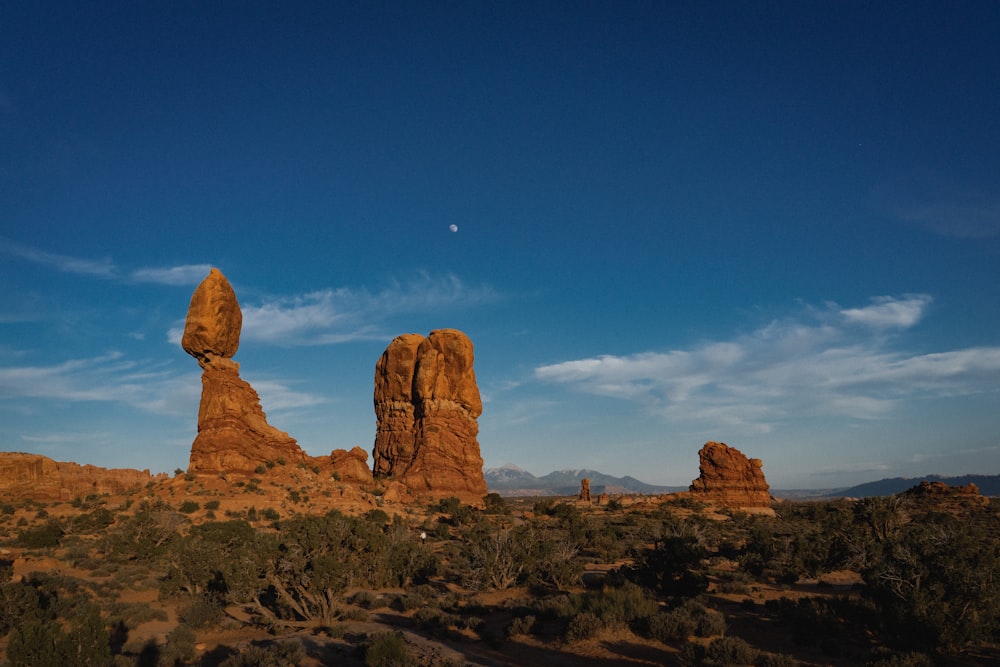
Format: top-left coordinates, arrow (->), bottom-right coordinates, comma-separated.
372,333 -> 424,478
0,452 -> 157,502
183,269 -> 307,476
372,329 -> 487,500
689,441 -> 771,509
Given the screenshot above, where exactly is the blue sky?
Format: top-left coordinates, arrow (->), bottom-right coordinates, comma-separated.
2,2 -> 999,489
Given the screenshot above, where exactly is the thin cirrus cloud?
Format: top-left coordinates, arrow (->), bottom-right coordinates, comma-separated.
130,264 -> 214,286
534,295 -> 1000,432
0,349 -> 325,419
0,236 -> 116,278
238,273 -> 498,346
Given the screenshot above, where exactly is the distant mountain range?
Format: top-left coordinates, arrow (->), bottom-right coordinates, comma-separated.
826,474 -> 1000,499
484,464 -> 684,496
485,465 -> 1000,499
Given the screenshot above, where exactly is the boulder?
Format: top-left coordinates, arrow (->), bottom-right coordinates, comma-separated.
181,267 -> 242,364
372,329 -> 487,501
329,446 -> 375,485
689,441 -> 771,510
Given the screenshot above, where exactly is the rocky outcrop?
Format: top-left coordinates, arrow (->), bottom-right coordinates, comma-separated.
689,441 -> 771,510
329,446 -> 374,485
183,269 -> 306,476
579,478 -> 591,502
0,452 -> 158,502
372,329 -> 487,500
903,479 -> 989,511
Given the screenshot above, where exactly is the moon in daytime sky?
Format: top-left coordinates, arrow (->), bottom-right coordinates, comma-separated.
449,224 -> 458,232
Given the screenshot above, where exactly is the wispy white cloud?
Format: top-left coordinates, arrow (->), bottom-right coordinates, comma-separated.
534,295 -> 1000,432
131,264 -> 213,286
0,352 -> 200,416
238,273 -> 498,346
0,236 -> 116,278
840,294 -> 932,328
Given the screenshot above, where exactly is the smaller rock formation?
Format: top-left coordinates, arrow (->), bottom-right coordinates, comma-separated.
903,479 -> 989,511
689,441 -> 771,510
329,447 -> 375,485
183,269 -> 306,476
579,478 -> 592,502
372,329 -> 487,501
0,452 -> 158,502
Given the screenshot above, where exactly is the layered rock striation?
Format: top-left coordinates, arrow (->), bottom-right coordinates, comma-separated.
689,441 -> 771,510
373,329 -> 487,500
183,269 -> 306,476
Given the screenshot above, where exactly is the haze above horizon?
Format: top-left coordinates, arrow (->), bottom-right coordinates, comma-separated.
2,2 -> 999,489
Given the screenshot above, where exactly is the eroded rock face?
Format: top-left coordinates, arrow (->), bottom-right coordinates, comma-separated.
689,441 -> 771,509
184,269 -> 306,476
0,452 -> 157,502
579,478 -> 592,502
372,329 -> 487,500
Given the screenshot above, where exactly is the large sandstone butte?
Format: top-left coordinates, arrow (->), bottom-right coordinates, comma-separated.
183,269 -> 307,476
373,329 -> 487,500
0,452 -> 159,502
689,441 -> 772,510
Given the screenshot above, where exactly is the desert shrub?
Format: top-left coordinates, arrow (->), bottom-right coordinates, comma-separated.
261,507 -> 280,521
703,636 -> 759,666
158,624 -> 197,666
219,641 -> 306,667
342,606 -> 369,621
462,525 -> 536,590
178,500 -> 200,514
178,593 -> 225,628
649,597 -> 726,641
204,500 -> 221,510
366,508 -> 390,524
351,590 -> 378,608
72,507 -> 116,533
506,614 -> 536,637
6,603 -> 110,667
15,518 -> 64,549
626,526 -> 709,597
560,581 -> 658,630
565,612 -> 603,641
365,631 -> 413,667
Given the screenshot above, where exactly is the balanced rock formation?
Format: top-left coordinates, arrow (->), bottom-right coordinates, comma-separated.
689,441 -> 771,510
183,269 -> 306,476
0,452 -> 158,502
373,329 -> 487,500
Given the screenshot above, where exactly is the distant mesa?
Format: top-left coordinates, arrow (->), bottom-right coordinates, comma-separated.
689,441 -> 772,511
0,452 -> 161,502
372,329 -> 487,501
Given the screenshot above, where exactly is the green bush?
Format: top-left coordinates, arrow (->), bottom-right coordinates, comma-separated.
565,612 -> 603,641
506,614 -> 536,638
365,631 -> 413,667
178,500 -> 200,514
220,641 -> 306,667
15,519 -> 64,549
